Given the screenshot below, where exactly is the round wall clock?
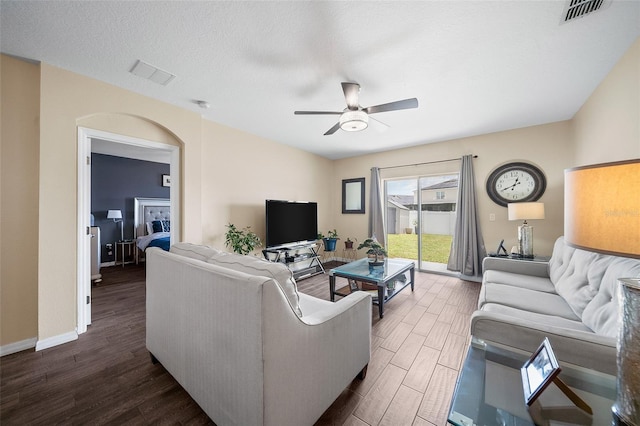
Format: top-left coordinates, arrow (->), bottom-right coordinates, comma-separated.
486,162 -> 546,207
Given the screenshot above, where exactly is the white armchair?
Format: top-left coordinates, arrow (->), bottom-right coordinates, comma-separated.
146,247 -> 371,426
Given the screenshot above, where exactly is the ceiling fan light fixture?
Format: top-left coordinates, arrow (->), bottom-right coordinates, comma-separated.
339,110 -> 368,132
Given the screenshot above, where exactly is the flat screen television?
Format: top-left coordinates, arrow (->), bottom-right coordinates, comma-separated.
265,200 -> 318,248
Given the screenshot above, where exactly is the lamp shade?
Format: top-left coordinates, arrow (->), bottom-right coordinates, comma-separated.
107,210 -> 122,220
565,159 -> 639,258
508,202 -> 545,221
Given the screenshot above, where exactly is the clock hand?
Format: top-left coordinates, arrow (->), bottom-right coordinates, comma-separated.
500,179 -> 522,192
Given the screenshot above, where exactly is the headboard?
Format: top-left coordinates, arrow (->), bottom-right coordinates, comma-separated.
134,197 -> 170,238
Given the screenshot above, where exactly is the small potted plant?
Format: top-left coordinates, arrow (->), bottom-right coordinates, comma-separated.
357,237 -> 387,266
225,223 -> 261,255
319,229 -> 339,252
344,237 -> 356,250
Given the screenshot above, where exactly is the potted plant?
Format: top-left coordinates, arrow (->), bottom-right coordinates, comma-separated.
344,237 -> 356,250
225,223 -> 261,255
357,237 -> 387,266
319,229 -> 339,252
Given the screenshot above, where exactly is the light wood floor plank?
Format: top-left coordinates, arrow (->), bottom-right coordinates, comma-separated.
353,364 -> 406,425
417,365 -> 459,426
402,304 -> 428,326
438,333 -> 468,370
412,312 -> 439,337
424,321 -> 452,350
449,313 -> 471,336
403,346 -> 440,393
390,332 -> 427,371
349,347 -> 395,397
426,298 -> 448,315
380,321 -> 414,353
379,384 -> 423,426
437,303 -> 460,324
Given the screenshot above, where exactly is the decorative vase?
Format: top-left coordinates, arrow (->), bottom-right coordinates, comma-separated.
612,278 -> 640,426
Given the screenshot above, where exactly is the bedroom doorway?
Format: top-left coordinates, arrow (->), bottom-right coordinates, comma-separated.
77,128 -> 181,334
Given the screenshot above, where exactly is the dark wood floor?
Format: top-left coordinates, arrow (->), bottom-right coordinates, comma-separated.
1,261 -> 480,425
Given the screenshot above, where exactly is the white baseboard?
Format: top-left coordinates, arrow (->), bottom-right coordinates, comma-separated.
0,337 -> 37,357
100,261 -> 116,267
35,330 -> 78,351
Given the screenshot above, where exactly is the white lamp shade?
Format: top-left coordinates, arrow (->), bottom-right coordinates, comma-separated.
508,202 -> 545,221
107,210 -> 122,220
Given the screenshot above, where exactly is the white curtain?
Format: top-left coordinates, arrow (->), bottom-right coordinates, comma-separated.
447,155 -> 486,278
369,167 -> 386,247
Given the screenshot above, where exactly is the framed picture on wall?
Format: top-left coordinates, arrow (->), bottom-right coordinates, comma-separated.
342,177 -> 365,214
162,175 -> 171,187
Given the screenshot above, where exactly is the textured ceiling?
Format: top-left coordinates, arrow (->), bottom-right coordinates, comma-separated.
2,1 -> 639,159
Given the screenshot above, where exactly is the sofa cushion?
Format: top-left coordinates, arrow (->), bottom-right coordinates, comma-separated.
479,283 -> 580,321
481,303 -> 593,332
483,270 -> 556,293
548,240 -> 601,317
208,253 -> 302,317
581,256 -> 640,337
170,242 -> 221,261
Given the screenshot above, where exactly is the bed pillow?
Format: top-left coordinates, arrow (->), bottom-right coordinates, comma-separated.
170,242 -> 220,261
146,222 -> 155,235
208,252 -> 302,317
151,220 -> 170,233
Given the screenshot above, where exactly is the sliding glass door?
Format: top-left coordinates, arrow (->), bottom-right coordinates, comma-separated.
385,173 -> 459,272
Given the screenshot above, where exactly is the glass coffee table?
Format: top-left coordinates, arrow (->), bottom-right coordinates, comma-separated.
448,340 -> 617,426
328,258 -> 415,318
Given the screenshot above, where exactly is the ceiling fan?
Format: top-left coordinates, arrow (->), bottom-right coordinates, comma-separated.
294,82 -> 419,135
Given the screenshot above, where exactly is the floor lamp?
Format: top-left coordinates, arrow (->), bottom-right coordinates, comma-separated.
507,202 -> 545,258
107,209 -> 124,242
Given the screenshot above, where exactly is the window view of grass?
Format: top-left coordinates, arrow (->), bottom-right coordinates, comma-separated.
387,233 -> 453,264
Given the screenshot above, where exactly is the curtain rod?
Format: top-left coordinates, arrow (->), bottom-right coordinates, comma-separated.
377,155 -> 477,171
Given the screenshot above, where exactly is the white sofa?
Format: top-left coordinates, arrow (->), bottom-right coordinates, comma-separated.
471,237 -> 640,375
146,243 -> 371,426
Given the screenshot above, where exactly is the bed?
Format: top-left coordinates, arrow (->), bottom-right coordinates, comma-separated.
134,197 -> 171,256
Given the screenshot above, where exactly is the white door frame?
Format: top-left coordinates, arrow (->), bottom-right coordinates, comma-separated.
76,127 -> 180,334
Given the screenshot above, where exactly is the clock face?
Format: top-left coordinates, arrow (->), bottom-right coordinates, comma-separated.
486,162 -> 546,207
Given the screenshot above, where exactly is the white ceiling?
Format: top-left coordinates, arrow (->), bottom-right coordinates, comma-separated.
2,1 -> 639,160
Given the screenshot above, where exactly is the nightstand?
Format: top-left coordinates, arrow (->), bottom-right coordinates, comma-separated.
115,240 -> 137,268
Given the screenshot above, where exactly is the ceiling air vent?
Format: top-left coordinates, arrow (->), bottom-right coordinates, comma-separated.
129,60 -> 176,86
562,0 -> 612,22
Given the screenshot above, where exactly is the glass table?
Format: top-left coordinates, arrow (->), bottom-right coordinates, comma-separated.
328,258 -> 415,318
448,340 -> 617,426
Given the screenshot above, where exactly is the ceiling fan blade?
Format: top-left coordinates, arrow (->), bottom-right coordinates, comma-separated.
363,98 -> 418,114
324,122 -> 341,135
294,111 -> 342,115
341,82 -> 360,110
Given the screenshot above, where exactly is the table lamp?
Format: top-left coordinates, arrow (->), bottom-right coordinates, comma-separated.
107,209 -> 124,242
508,202 -> 545,258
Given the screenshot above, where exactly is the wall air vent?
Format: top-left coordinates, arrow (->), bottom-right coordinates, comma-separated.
129,59 -> 176,86
562,0 -> 612,23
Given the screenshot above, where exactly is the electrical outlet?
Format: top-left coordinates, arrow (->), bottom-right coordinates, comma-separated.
489,213 -> 496,222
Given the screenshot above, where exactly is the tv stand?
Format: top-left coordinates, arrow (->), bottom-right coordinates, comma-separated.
262,242 -> 325,280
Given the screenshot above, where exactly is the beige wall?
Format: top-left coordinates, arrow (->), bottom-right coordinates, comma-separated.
36,62 -> 204,341
573,37 -> 640,166
200,121 -> 333,251
333,122 -> 573,258
1,56 -> 40,346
